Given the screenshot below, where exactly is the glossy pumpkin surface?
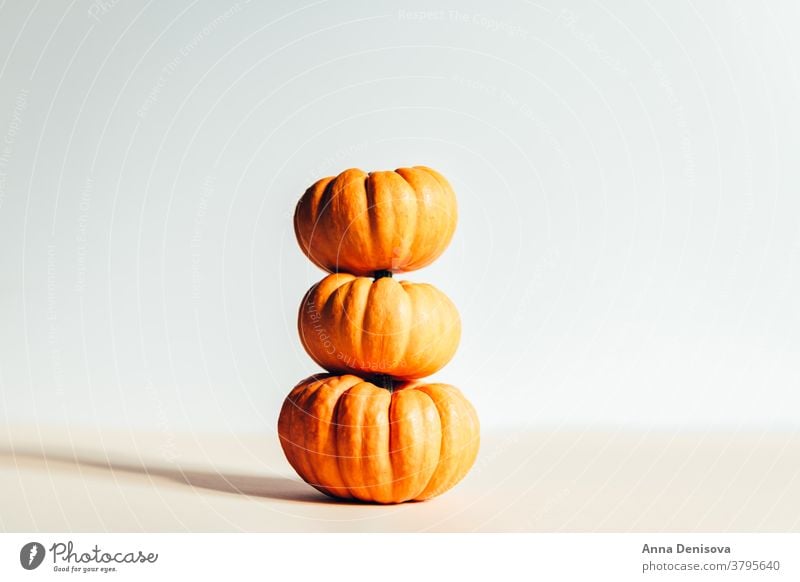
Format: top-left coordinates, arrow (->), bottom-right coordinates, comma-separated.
298,272 -> 460,379
294,166 -> 457,276
277,374 -> 480,503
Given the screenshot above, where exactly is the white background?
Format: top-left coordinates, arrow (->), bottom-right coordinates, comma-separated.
1,0 -> 798,433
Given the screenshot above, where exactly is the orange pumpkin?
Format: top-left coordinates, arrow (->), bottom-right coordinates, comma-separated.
298,272 -> 460,379
294,166 -> 457,276
278,373 -> 480,503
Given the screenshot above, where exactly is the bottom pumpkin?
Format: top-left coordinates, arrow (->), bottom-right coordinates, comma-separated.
278,373 -> 480,504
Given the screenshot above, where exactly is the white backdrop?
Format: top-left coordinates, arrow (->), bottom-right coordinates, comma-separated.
1,0 -> 798,433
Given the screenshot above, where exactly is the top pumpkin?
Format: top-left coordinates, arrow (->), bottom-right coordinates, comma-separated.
294,166 -> 457,276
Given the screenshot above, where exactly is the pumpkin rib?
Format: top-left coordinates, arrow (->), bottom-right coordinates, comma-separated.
292,379 -> 330,496
296,286 -> 315,360
330,387 -> 355,499
417,388 -> 445,499
387,392 -> 400,499
293,179 -> 316,263
396,167 -> 436,272
423,166 -> 457,269
373,386 -> 394,502
397,166 -> 457,272
342,382 -> 392,501
299,381 -> 332,496
362,172 -> 378,264
417,166 -> 454,201
438,384 -> 478,490
333,384 -> 358,496
412,168 -> 435,271
388,390 -> 411,501
368,172 -> 390,269
401,283 -> 423,369
311,176 -> 339,270
310,176 -> 334,222
404,282 -> 461,377
390,279 -> 408,364
411,384 -> 453,500
279,376 -> 363,498
392,168 -> 418,272
363,277 -> 383,359
412,383 -> 480,500
336,383 -> 377,499
391,387 -> 443,501
432,284 -> 461,358
277,389 -> 301,486
353,278 -> 371,369
400,283 -> 419,373
308,377 -> 352,498
328,171 -> 350,264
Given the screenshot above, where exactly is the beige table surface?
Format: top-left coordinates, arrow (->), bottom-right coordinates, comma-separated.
1,425 -> 798,532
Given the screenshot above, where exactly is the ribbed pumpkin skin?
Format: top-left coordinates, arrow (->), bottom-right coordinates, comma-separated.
277,374 -> 480,504
294,166 -> 457,276
298,273 -> 461,379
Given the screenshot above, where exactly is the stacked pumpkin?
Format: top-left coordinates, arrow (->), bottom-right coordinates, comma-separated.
278,166 -> 480,504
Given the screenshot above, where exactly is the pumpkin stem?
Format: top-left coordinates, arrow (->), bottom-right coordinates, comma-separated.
373,269 -> 393,280
373,374 -> 395,393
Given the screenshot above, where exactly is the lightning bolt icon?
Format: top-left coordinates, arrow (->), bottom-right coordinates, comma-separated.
29,545 -> 38,566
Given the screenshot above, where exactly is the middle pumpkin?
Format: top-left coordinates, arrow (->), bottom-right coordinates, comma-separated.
298,272 -> 461,380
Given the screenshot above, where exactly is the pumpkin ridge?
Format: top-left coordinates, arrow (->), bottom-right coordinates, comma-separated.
363,172 -> 378,264
308,177 -> 333,223
421,388 -> 446,499
396,281 -> 415,377
409,385 -> 444,499
353,382 -> 391,501
387,392 -> 399,500
294,178 -> 322,269
304,381 -> 341,495
334,384 -> 360,496
296,285 -> 316,364
386,391 -> 397,499
424,284 -> 456,375
355,278 -> 372,373
414,166 -> 457,271
296,381 -> 328,494
316,176 -> 340,270
394,168 -> 418,273
330,388 -> 353,499
413,385 -> 453,500
412,384 -> 479,500
400,388 -> 443,501
409,171 -> 424,272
